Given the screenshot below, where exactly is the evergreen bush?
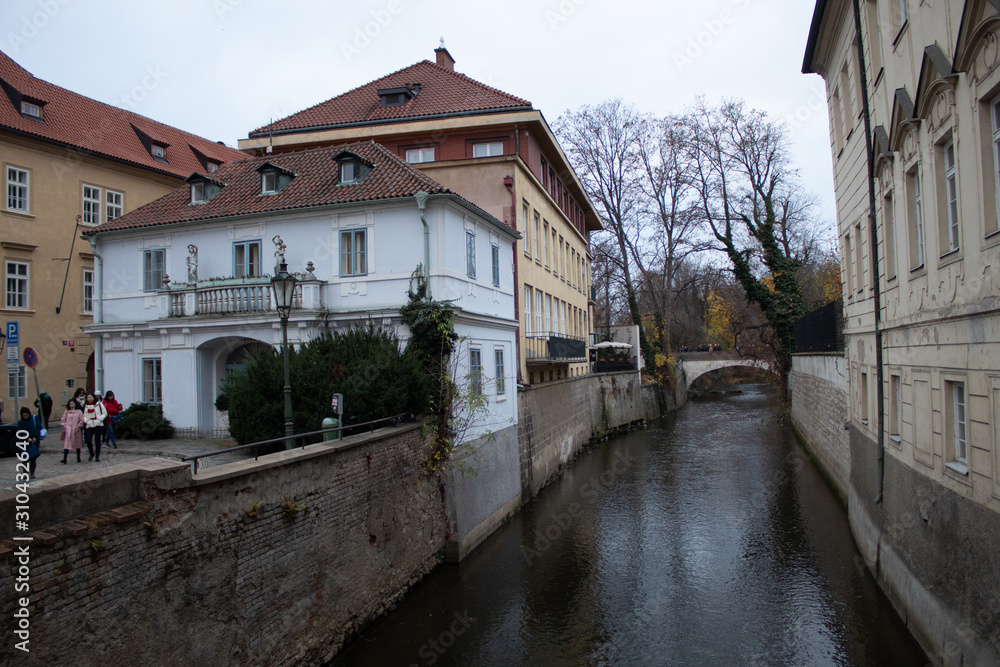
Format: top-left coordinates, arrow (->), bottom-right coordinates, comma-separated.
117,403 -> 175,440
219,324 -> 427,445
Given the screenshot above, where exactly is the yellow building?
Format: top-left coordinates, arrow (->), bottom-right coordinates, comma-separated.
1,50 -> 245,422
238,46 -> 602,385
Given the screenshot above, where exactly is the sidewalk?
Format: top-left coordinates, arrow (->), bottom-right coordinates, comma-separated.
0,424 -> 236,492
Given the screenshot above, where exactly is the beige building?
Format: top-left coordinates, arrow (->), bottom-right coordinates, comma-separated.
238,46 -> 602,385
805,1 -> 1000,663
0,50 -> 245,422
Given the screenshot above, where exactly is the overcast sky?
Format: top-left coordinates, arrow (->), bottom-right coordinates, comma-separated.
1,0 -> 832,231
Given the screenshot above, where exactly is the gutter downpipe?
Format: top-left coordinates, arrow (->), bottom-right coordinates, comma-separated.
89,235 -> 105,392
504,174 -> 522,385
414,191 -> 431,299
852,0 -> 886,503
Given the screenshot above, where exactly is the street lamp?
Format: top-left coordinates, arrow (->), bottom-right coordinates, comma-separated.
271,260 -> 298,448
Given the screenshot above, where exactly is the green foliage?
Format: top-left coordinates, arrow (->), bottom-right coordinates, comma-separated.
218,324 -> 426,445
117,403 -> 175,440
246,501 -> 263,519
282,495 -> 305,517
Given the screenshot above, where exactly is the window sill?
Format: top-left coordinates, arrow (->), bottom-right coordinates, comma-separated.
0,308 -> 35,315
2,209 -> 34,220
909,264 -> 926,279
938,249 -> 962,269
945,461 -> 968,477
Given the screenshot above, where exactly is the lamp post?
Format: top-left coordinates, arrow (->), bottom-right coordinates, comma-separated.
271,260 -> 298,448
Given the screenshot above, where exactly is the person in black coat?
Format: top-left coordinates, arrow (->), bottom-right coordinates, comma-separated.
34,392 -> 53,430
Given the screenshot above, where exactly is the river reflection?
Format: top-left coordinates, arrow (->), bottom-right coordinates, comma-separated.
330,384 -> 927,666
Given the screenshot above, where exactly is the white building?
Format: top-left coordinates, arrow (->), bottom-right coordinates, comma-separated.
83,141 -> 519,441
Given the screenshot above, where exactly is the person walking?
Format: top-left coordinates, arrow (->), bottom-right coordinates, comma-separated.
72,387 -> 87,410
16,407 -> 42,479
102,390 -> 123,449
93,391 -> 105,448
82,394 -> 106,462
60,399 -> 84,463
34,392 -> 53,430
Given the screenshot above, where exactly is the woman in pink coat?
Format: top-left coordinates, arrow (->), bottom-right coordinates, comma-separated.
60,399 -> 84,463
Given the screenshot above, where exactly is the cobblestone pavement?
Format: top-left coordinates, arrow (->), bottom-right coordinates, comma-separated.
0,425 -> 242,492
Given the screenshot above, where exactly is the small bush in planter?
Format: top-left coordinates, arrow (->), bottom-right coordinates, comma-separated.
117,403 -> 175,440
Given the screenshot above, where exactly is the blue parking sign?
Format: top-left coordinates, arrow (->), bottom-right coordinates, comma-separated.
5,321 -> 17,347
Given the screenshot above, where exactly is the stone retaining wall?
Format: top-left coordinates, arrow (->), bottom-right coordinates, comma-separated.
789,354 -> 850,500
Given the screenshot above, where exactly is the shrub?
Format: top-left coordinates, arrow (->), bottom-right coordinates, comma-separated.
117,403 -> 175,440
219,324 -> 427,445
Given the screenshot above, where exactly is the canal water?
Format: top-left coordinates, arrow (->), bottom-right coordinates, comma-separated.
331,384 -> 928,666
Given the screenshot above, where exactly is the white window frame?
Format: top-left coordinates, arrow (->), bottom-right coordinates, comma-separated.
339,229 -> 367,277
142,358 -> 162,405
191,182 -> 207,204
339,161 -> 356,184
884,190 -> 897,280
8,365 -> 27,399
889,373 -> 902,442
534,212 -> 541,260
472,142 -> 503,158
545,294 -> 552,333
143,249 -> 165,292
82,185 -> 101,225
151,145 -> 166,159
524,286 -> 532,335
943,141 -> 959,252
20,101 -> 40,117
5,261 -> 29,309
908,166 -> 924,269
491,243 -> 500,287
405,147 -> 435,164
991,98 -> 1000,236
106,190 -> 123,221
466,230 -> 477,280
261,171 -> 277,194
535,291 -> 543,335
469,347 -> 483,397
495,347 -> 506,398
83,269 -> 94,314
6,166 -> 29,213
234,240 -> 262,278
945,380 -> 967,474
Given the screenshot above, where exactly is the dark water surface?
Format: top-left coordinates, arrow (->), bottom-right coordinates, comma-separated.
331,384 -> 927,666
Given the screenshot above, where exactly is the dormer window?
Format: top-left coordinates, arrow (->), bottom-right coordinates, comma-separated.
256,162 -> 295,195
262,171 -> 277,194
377,84 -> 420,108
187,173 -> 224,205
151,145 -> 165,159
207,162 -> 219,173
191,181 -> 207,204
20,101 -> 41,118
333,150 -> 372,186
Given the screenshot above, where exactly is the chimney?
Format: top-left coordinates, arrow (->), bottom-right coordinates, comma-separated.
435,39 -> 455,72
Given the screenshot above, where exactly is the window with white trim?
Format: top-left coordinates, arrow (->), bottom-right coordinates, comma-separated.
190,182 -> 207,204
466,230 -> 477,279
234,240 -> 262,278
907,166 -> 924,269
6,166 -> 29,212
535,291 -> 543,335
7,365 -> 26,399
942,140 -> 959,253
5,261 -> 29,309
20,101 -> 40,118
524,285 -> 533,335
946,380 -> 967,472
142,358 -> 162,404
82,185 -> 101,224
405,147 -> 435,164
469,347 -> 483,396
991,98 -> 1000,236
472,142 -> 503,158
545,294 -> 552,333
151,145 -> 166,160
522,203 -> 530,256
261,171 -> 277,194
884,190 -> 897,280
494,348 -> 506,398
106,190 -> 123,221
143,249 -> 165,292
889,374 -> 901,441
83,269 -> 94,313
491,243 -> 500,287
339,229 -> 367,277
534,212 -> 541,259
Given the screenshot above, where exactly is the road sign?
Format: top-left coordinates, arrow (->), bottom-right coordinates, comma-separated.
5,321 -> 17,346
7,345 -> 18,361
6,359 -> 19,371
23,347 -> 37,368
331,393 -> 343,416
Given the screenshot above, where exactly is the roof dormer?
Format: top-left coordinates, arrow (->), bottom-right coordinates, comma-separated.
332,150 -> 373,185
131,124 -> 170,163
0,76 -> 46,123
186,173 -> 225,205
376,84 -> 420,108
255,161 -> 295,195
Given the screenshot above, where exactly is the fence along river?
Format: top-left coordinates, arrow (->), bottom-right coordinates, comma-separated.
330,384 -> 927,666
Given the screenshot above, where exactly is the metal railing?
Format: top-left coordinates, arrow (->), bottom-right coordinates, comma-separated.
180,413 -> 411,474
524,332 -> 587,362
793,299 -> 844,353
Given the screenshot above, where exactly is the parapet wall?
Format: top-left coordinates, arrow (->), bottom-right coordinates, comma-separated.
0,424 -> 446,666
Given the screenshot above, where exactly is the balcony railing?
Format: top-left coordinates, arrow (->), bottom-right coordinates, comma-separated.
524,332 -> 587,363
161,278 -> 311,318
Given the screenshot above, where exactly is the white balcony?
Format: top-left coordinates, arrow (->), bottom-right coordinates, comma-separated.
158,277 -> 323,318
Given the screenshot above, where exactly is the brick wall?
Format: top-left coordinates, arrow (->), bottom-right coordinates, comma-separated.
789,354 -> 850,500
0,424 -> 446,666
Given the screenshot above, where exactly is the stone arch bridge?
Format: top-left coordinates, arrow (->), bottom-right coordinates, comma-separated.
678,352 -> 773,389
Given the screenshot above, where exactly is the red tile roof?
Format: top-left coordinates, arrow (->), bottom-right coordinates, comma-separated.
85,141 -> 460,234
249,60 -> 532,137
0,49 -> 245,179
